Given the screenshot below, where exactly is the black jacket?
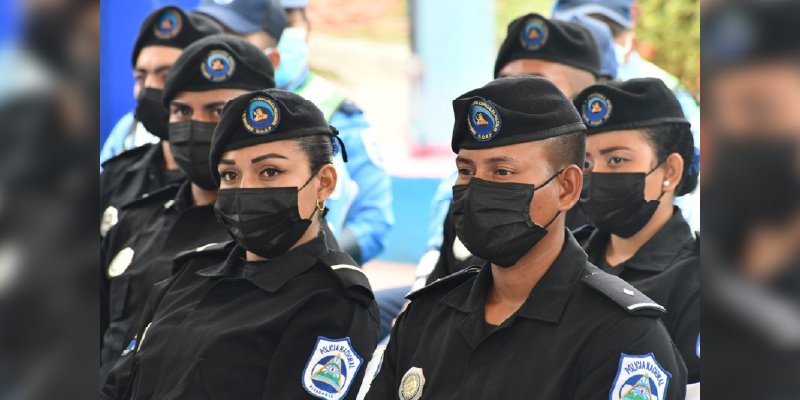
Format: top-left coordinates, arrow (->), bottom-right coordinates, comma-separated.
102,234 -> 380,400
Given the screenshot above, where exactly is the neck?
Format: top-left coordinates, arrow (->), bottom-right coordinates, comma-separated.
488,225 -> 565,306
606,200 -> 674,266
190,183 -> 217,206
161,141 -> 179,170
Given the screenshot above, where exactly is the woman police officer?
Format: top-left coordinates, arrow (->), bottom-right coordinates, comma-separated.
101,89 -> 379,400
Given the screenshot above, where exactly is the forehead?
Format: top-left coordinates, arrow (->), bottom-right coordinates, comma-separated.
586,129 -> 651,150
173,88 -> 249,105
136,45 -> 183,68
457,141 -> 550,164
499,59 -> 573,77
220,139 -> 305,161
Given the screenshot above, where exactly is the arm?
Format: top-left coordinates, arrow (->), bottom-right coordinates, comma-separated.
331,111 -> 394,263
262,291 -> 379,400
573,318 -> 687,400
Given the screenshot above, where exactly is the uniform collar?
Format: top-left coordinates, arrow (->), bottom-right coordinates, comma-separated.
127,142 -> 163,172
584,207 -> 694,273
161,180 -> 195,213
196,233 -> 331,293
441,229 -> 586,325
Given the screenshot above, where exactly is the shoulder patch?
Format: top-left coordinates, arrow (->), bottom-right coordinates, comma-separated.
302,336 -> 363,400
119,183 -> 181,211
582,267 -> 665,317
100,143 -> 154,170
406,266 -> 480,301
334,99 -> 363,117
610,353 -> 672,400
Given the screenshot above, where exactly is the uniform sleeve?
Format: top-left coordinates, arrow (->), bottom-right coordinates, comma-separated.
672,291 -> 700,383
262,290 -> 379,400
331,111 -> 394,263
573,317 -> 687,400
100,112 -> 135,167
363,303 -> 409,400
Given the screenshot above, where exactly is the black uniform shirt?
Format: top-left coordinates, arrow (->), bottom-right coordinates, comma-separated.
102,234 -> 380,400
367,230 -> 686,400
582,208 -> 700,382
100,143 -> 185,236
100,180 -> 230,379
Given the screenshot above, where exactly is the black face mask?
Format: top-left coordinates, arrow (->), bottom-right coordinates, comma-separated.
214,175 -> 318,259
134,88 -> 170,140
169,121 -> 217,190
451,171 -> 562,268
579,165 -> 664,238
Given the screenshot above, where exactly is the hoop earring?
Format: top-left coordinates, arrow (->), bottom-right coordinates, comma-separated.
316,199 -> 325,212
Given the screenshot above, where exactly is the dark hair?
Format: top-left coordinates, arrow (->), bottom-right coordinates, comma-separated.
544,131 -> 586,172
644,123 -> 698,196
294,134 -> 336,175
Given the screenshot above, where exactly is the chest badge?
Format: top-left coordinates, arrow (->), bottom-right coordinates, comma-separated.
399,367 -> 425,400
303,336 -> 363,400
610,353 -> 671,400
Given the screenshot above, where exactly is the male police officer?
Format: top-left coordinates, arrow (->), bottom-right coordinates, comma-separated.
100,6 -> 222,233
100,34 -> 275,380
365,77 -> 686,399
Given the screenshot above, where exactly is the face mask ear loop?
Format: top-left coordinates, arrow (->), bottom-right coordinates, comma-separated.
646,160 -> 669,201
542,210 -> 562,229
534,168 -> 566,191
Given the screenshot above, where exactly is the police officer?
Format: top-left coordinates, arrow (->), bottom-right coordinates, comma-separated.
100,6 -> 222,234
365,77 -> 686,399
101,89 -> 379,399
573,78 -> 700,382
100,34 -> 276,380
425,13 -> 602,287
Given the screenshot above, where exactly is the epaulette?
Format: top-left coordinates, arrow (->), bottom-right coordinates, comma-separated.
582,266 -> 666,318
406,266 -> 480,301
335,99 -> 363,117
319,251 -> 374,307
119,183 -> 182,211
100,143 -> 155,170
171,241 -> 235,275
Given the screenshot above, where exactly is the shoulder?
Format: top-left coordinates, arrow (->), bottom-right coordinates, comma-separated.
406,266 -> 480,302
579,264 -> 666,318
100,143 -> 155,172
315,251 -> 376,308
119,183 -> 181,212
171,241 -> 235,275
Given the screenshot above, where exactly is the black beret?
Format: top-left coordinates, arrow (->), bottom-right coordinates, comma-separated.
494,13 -> 601,78
209,89 -> 345,185
451,76 -> 586,153
162,34 -> 275,107
572,78 -> 690,135
131,7 -> 224,67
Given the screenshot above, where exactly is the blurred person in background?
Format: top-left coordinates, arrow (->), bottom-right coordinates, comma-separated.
102,89 -> 378,400
197,0 -> 394,265
0,0 -> 99,398
703,0 -> 800,398
553,0 -> 701,233
99,6 -> 222,232
574,78 -> 700,383
100,34 -> 274,382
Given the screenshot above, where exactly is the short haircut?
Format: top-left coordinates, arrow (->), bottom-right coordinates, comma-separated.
543,131 -> 586,172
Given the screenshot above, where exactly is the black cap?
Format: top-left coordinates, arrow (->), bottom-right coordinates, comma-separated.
162,34 -> 275,107
573,78 -> 690,135
196,0 -> 288,42
451,76 -> 585,153
131,6 -> 224,67
209,89 -> 345,185
494,13 -> 601,78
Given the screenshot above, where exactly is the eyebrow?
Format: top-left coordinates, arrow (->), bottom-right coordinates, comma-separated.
170,100 -> 189,108
455,156 -> 475,165
598,146 -> 633,155
484,156 -> 516,164
251,153 -> 289,164
219,159 -> 235,165
134,65 -> 172,75
203,101 -> 228,110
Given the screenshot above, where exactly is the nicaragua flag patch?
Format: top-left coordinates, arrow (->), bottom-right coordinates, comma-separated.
302,336 -> 363,400
610,353 -> 671,400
